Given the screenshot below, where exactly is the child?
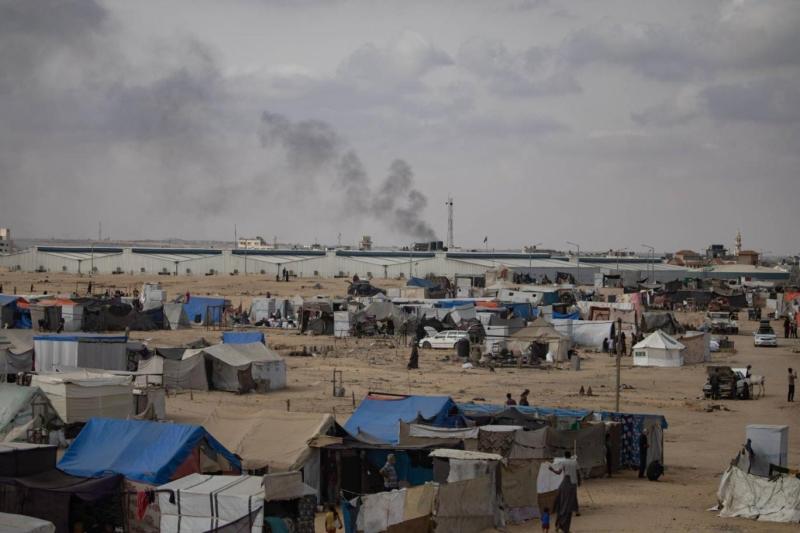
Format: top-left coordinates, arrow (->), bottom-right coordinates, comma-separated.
324,503 -> 342,533
541,506 -> 550,532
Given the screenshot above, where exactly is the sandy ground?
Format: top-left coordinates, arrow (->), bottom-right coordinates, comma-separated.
2,271 -> 799,532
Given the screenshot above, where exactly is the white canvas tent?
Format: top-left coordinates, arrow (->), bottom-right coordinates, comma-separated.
158,474 -> 264,533
147,343 -> 286,393
549,319 -> 613,349
510,320 -> 570,362
33,333 -> 128,373
632,330 -> 685,367
0,384 -> 63,442
31,370 -> 133,423
717,466 -> 800,523
0,513 -> 55,533
0,330 -> 34,376
184,343 -> 286,393
163,303 -> 190,330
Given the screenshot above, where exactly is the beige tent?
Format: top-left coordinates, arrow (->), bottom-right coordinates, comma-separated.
199,406 -> 340,497
510,319 -> 570,362
31,370 -> 133,423
679,331 -> 711,364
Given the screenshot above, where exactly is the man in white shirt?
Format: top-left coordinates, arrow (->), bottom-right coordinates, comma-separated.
549,451 -> 580,531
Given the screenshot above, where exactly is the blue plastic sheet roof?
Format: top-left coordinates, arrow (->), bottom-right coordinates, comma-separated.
58,418 -> 241,485
222,331 -> 265,344
458,403 -> 668,429
345,395 -> 463,445
406,277 -> 437,289
0,295 -> 19,307
183,297 -> 226,325
32,333 -> 128,342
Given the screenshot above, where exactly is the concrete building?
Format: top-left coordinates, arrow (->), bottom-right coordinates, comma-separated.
0,228 -> 10,255
237,236 -> 271,250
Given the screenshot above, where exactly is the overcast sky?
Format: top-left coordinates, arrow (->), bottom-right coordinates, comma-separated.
1,0 -> 798,253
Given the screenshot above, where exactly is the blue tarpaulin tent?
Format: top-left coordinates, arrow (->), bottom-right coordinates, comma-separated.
222,331 -> 265,344
58,418 -> 241,485
183,297 -> 226,326
407,277 -> 437,289
0,295 -> 30,329
344,394 -> 463,445
552,310 -> 580,320
508,303 -> 539,320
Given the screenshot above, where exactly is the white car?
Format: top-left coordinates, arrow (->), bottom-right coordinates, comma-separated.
753,321 -> 777,347
418,330 -> 468,349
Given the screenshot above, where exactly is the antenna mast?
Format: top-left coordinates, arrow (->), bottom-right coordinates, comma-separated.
446,197 -> 454,249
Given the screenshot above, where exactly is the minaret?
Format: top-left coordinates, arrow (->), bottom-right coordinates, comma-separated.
735,230 -> 742,256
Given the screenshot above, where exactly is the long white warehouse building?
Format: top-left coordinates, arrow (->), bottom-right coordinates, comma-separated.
0,246 -> 715,282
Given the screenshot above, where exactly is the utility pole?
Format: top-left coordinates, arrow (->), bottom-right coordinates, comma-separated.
567,241 -> 581,284
446,197 -> 454,249
642,244 -> 655,284
234,224 -> 238,249
616,317 -> 622,412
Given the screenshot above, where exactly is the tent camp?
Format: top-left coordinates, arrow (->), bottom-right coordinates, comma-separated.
31,371 -> 134,423
0,330 -> 34,376
137,342 -> 286,393
162,303 -> 190,330
222,331 -> 265,344
549,318 -> 613,349
0,512 -> 56,533
510,319 -> 570,362
679,331 -> 711,364
58,418 -> 241,485
183,343 -> 286,393
183,296 -> 227,326
199,406 -> 340,496
33,333 -> 128,373
344,394 -> 464,445
717,465 -> 800,523
0,295 -> 28,329
0,384 -> 63,442
157,474 -> 265,533
633,330 -> 686,367
201,406 -> 336,471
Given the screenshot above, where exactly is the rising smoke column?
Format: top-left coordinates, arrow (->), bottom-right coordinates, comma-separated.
259,111 -> 437,240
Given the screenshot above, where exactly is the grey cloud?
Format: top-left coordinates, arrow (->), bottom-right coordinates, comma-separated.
561,1 -> 800,81
457,37 -> 580,97
337,31 -> 453,88
703,77 -> 800,124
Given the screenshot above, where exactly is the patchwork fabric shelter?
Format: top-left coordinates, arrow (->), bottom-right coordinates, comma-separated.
157,474 -> 265,533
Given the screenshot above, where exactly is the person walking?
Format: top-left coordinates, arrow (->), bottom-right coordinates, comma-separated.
549,451 -> 580,532
789,368 -> 797,402
710,368 -> 721,400
784,317 -> 791,339
505,393 -> 517,406
519,389 -> 530,406
638,429 -> 649,478
407,343 -> 419,370
379,454 -> 399,490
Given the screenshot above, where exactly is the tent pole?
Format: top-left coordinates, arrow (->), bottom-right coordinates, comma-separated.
615,317 -> 622,412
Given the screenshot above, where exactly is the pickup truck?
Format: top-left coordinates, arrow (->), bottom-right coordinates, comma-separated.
703,366 -> 751,400
706,312 -> 739,335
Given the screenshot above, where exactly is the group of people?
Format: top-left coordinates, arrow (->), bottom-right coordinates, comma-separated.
783,316 -> 798,338
505,389 -> 530,406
